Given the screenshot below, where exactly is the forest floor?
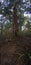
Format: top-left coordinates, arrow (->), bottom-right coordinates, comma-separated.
0,35 -> 31,65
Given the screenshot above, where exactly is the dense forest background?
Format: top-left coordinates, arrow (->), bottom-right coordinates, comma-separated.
0,0 -> 31,65
0,0 -> 31,40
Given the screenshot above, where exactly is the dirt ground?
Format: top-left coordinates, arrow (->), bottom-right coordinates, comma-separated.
0,36 -> 31,65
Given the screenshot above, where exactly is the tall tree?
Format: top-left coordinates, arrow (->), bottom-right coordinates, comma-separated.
12,0 -> 19,36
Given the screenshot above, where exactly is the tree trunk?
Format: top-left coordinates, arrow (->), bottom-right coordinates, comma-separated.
12,1 -> 18,36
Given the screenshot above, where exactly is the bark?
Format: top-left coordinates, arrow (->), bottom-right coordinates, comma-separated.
12,0 -> 19,36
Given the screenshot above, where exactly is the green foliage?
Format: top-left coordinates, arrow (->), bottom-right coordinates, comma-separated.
0,0 -> 31,39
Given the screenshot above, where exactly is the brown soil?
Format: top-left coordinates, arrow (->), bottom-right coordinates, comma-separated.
0,36 -> 31,65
